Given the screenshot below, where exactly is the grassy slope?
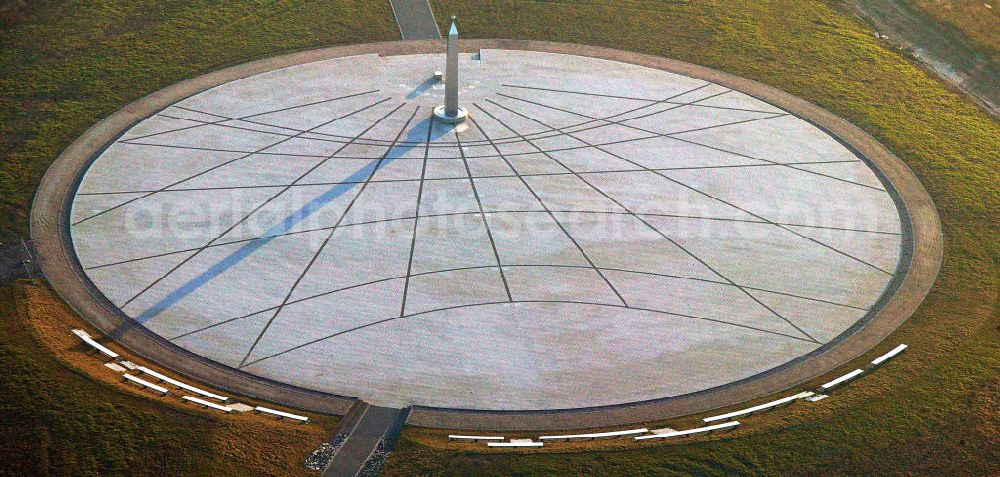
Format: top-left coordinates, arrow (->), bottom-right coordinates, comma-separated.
9,280 -> 340,477
2,280 -> 333,477
378,1 -> 1000,475
1,281 -> 220,477
0,1 -> 396,476
0,0 -> 398,243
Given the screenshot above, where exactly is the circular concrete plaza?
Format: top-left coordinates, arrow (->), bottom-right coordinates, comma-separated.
66,48 -> 905,411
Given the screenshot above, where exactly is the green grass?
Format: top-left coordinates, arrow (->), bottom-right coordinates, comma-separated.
376,1 -> 1000,475
3,280 -> 342,477
0,282 -> 219,476
0,0 -> 399,243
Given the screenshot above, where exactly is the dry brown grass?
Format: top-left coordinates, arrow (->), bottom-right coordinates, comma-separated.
15,280 -> 337,477
0,0 -> 29,29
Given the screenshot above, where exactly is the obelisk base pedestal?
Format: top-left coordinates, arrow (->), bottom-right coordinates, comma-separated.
433,105 -> 468,124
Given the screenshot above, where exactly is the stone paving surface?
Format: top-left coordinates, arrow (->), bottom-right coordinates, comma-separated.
389,0 -> 441,40
68,50 -> 904,410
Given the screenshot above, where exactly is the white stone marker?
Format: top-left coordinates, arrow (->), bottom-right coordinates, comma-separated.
433,16 -> 468,124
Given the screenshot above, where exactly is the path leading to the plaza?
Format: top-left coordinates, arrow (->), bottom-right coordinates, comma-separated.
292,10 -> 436,471
847,0 -> 1000,120
323,403 -> 409,477
389,0 -> 441,40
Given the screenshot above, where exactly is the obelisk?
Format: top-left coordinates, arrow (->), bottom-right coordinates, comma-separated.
433,16 -> 468,124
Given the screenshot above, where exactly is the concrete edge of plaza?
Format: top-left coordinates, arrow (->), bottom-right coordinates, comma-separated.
30,39 -> 944,431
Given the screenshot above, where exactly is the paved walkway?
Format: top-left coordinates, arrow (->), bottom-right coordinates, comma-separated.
0,240 -> 39,283
323,403 -> 409,477
848,0 -> 1000,119
389,0 -> 441,40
